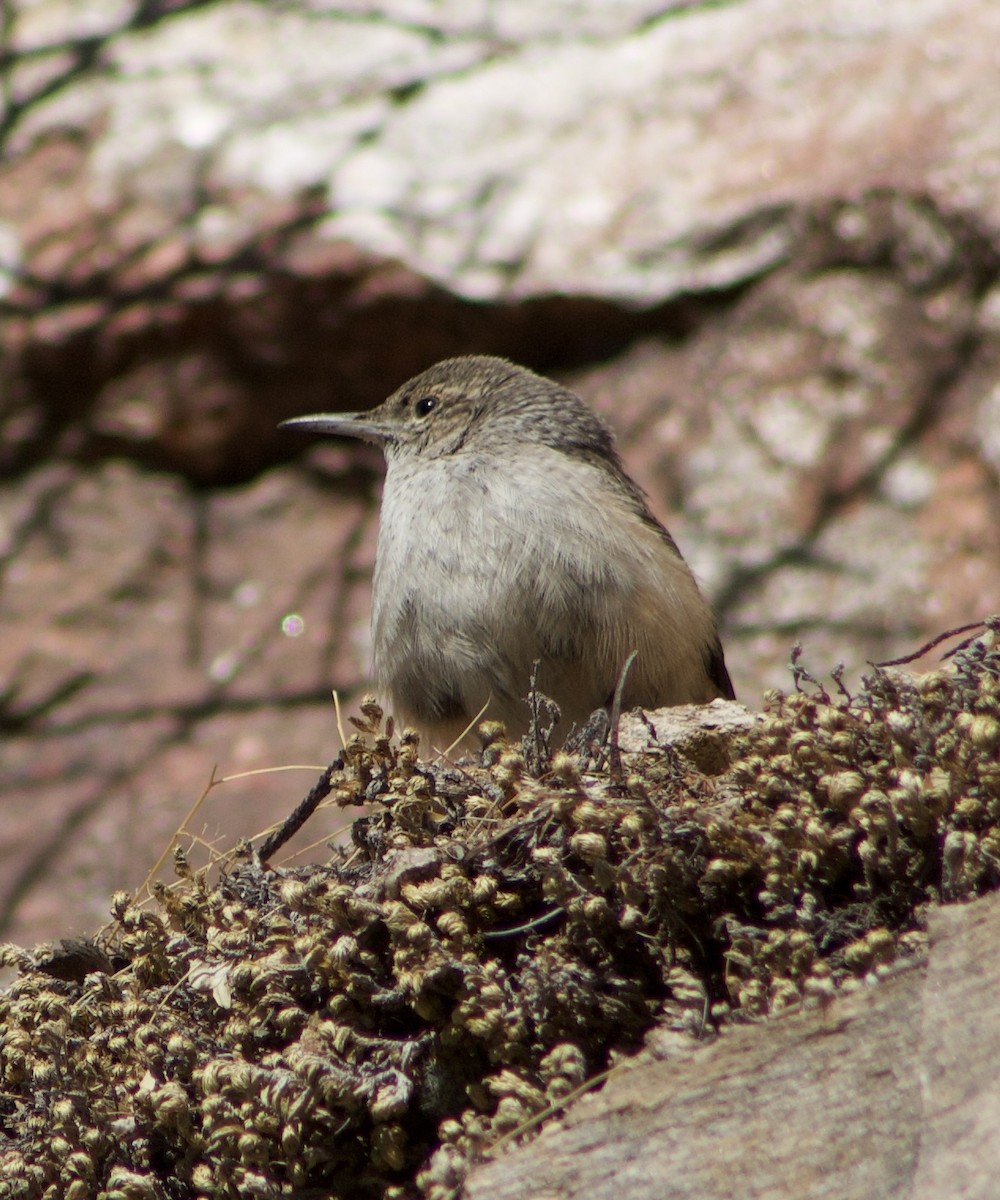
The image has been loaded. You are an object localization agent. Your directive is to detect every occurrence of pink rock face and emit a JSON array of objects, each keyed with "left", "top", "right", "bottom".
[{"left": 1, "top": 0, "right": 999, "bottom": 946}]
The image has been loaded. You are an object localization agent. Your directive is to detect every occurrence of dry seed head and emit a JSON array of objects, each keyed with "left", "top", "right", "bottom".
[
  {"left": 549, "top": 752, "right": 581, "bottom": 785},
  {"left": 968, "top": 714, "right": 1000, "bottom": 749},
  {"left": 435, "top": 911, "right": 468, "bottom": 940},
  {"left": 619, "top": 811, "right": 647, "bottom": 840},
  {"left": 625, "top": 774, "right": 650, "bottom": 799},
  {"left": 954, "top": 796, "right": 986, "bottom": 823},
  {"left": 816, "top": 706, "right": 848, "bottom": 732},
  {"left": 477, "top": 721, "right": 507, "bottom": 747},
  {"left": 789, "top": 732, "right": 821, "bottom": 765},
  {"left": 583, "top": 895, "right": 612, "bottom": 924},
  {"left": 569, "top": 800, "right": 605, "bottom": 829},
  {"left": 499, "top": 747, "right": 526, "bottom": 772},
  {"left": 702, "top": 858, "right": 738, "bottom": 886},
  {"left": 492, "top": 765, "right": 520, "bottom": 790},
  {"left": 770, "top": 979, "right": 801, "bottom": 1010},
  {"left": 823, "top": 770, "right": 866, "bottom": 809},
  {"left": 403, "top": 921, "right": 434, "bottom": 949},
  {"left": 470, "top": 875, "right": 497, "bottom": 905},
  {"left": 569, "top": 831, "right": 607, "bottom": 864},
  {"left": 619, "top": 903, "right": 643, "bottom": 930}
]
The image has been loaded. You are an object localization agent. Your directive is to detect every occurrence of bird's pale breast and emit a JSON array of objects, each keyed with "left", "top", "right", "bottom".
[{"left": 372, "top": 445, "right": 720, "bottom": 743}]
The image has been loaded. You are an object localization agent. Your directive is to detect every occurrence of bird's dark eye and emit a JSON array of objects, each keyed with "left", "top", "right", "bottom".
[{"left": 413, "top": 395, "right": 437, "bottom": 418}]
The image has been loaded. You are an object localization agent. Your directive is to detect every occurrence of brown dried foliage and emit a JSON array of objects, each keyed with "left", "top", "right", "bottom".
[{"left": 2, "top": 621, "right": 1000, "bottom": 1198}]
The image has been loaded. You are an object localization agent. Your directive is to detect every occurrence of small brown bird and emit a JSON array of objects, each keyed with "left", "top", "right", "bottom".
[{"left": 282, "top": 356, "right": 733, "bottom": 749}]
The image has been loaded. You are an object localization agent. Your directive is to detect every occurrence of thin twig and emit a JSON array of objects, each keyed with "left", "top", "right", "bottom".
[
  {"left": 134, "top": 765, "right": 223, "bottom": 904},
  {"left": 608, "top": 651, "right": 638, "bottom": 789},
  {"left": 438, "top": 696, "right": 491, "bottom": 761},
  {"left": 873, "top": 620, "right": 986, "bottom": 668},
  {"left": 483, "top": 1064, "right": 617, "bottom": 1159},
  {"left": 481, "top": 907, "right": 565, "bottom": 941},
  {"left": 257, "top": 757, "right": 343, "bottom": 863}
]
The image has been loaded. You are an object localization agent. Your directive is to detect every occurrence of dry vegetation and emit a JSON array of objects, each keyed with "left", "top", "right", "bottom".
[{"left": 2, "top": 620, "right": 999, "bottom": 1198}]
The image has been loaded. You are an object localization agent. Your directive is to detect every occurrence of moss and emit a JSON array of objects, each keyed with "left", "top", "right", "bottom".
[{"left": 2, "top": 619, "right": 999, "bottom": 1198}]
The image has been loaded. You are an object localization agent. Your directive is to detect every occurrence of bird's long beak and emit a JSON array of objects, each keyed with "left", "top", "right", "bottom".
[{"left": 279, "top": 412, "right": 390, "bottom": 445}]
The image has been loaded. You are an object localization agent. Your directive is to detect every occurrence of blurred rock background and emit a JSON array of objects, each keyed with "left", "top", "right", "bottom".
[{"left": 1, "top": 0, "right": 998, "bottom": 946}]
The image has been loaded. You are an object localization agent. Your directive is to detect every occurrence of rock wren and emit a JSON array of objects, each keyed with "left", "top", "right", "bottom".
[{"left": 281, "top": 356, "right": 734, "bottom": 748}]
